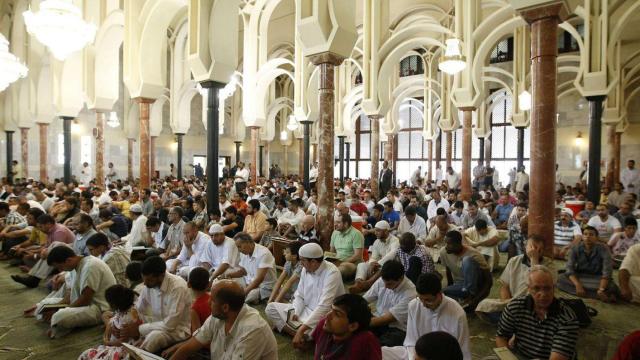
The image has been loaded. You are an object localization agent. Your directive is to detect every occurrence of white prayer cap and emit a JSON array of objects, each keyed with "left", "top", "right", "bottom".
[
  {"left": 209, "top": 224, "right": 224, "bottom": 235},
  {"left": 299, "top": 243, "right": 323, "bottom": 259},
  {"left": 130, "top": 204, "right": 143, "bottom": 214},
  {"left": 375, "top": 220, "right": 391, "bottom": 230},
  {"left": 561, "top": 207, "right": 574, "bottom": 217}
]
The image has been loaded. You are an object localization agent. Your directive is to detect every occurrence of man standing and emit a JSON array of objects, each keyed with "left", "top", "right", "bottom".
[
  {"left": 234, "top": 162, "right": 250, "bottom": 192},
  {"left": 621, "top": 159, "right": 640, "bottom": 195},
  {"left": 265, "top": 243, "right": 345, "bottom": 348},
  {"left": 472, "top": 161, "right": 485, "bottom": 189},
  {"left": 309, "top": 162, "right": 318, "bottom": 190},
  {"left": 410, "top": 166, "right": 422, "bottom": 187},
  {"left": 496, "top": 265, "right": 579, "bottom": 360},
  {"left": 80, "top": 162, "right": 92, "bottom": 186},
  {"left": 168, "top": 281, "right": 278, "bottom": 360},
  {"left": 382, "top": 272, "right": 471, "bottom": 360},
  {"left": 46, "top": 246, "right": 116, "bottom": 338},
  {"left": 514, "top": 165, "right": 529, "bottom": 193},
  {"left": 446, "top": 167, "right": 460, "bottom": 190},
  {"left": 106, "top": 162, "right": 117, "bottom": 183},
  {"left": 120, "top": 256, "right": 191, "bottom": 353},
  {"left": 379, "top": 160, "right": 393, "bottom": 198}
]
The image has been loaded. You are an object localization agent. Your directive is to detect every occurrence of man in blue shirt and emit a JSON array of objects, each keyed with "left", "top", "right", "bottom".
[
  {"left": 382, "top": 202, "right": 401, "bottom": 231},
  {"left": 493, "top": 195, "right": 514, "bottom": 229}
]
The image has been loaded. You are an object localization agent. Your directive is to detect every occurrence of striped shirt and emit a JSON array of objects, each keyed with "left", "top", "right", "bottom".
[
  {"left": 396, "top": 245, "right": 435, "bottom": 275},
  {"left": 497, "top": 295, "right": 579, "bottom": 359},
  {"left": 553, "top": 221, "right": 581, "bottom": 247}
]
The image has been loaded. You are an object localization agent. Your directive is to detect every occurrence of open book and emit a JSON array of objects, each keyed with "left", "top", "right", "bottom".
[
  {"left": 286, "top": 308, "right": 303, "bottom": 330},
  {"left": 323, "top": 251, "right": 340, "bottom": 262},
  {"left": 122, "top": 343, "right": 165, "bottom": 360},
  {"left": 35, "top": 302, "right": 69, "bottom": 315}
]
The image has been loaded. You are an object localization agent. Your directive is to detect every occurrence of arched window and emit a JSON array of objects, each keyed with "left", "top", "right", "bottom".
[
  {"left": 399, "top": 55, "right": 424, "bottom": 77},
  {"left": 395, "top": 100, "right": 429, "bottom": 182}
]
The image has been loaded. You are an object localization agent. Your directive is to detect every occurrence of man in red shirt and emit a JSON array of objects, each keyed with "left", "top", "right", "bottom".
[
  {"left": 312, "top": 294, "right": 381, "bottom": 360},
  {"left": 349, "top": 194, "right": 368, "bottom": 217}
]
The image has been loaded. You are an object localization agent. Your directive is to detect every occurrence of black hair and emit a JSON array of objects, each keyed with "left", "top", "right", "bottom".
[
  {"left": 399, "top": 232, "right": 417, "bottom": 252},
  {"left": 339, "top": 213, "right": 352, "bottom": 226},
  {"left": 287, "top": 241, "right": 302, "bottom": 257},
  {"left": 624, "top": 217, "right": 638, "bottom": 227},
  {"left": 17, "top": 203, "right": 30, "bottom": 212},
  {"left": 225, "top": 206, "right": 238, "bottom": 215},
  {"left": 99, "top": 208, "right": 113, "bottom": 219},
  {"left": 86, "top": 233, "right": 110, "bottom": 248},
  {"left": 373, "top": 204, "right": 384, "bottom": 213},
  {"left": 384, "top": 201, "right": 393, "bottom": 209},
  {"left": 37, "top": 214, "right": 55, "bottom": 225},
  {"left": 145, "top": 216, "right": 162, "bottom": 227},
  {"left": 76, "top": 213, "right": 94, "bottom": 227},
  {"left": 126, "top": 262, "right": 143, "bottom": 283},
  {"left": 214, "top": 285, "right": 245, "bottom": 311},
  {"left": 380, "top": 260, "right": 405, "bottom": 281},
  {"left": 233, "top": 232, "right": 253, "bottom": 243},
  {"left": 47, "top": 246, "right": 76, "bottom": 266},
  {"left": 105, "top": 284, "right": 136, "bottom": 312},
  {"left": 188, "top": 267, "right": 210, "bottom": 291},
  {"left": 144, "top": 188, "right": 151, "bottom": 196},
  {"left": 28, "top": 208, "right": 45, "bottom": 219},
  {"left": 248, "top": 199, "right": 261, "bottom": 210},
  {"left": 474, "top": 218, "right": 488, "bottom": 230},
  {"left": 416, "top": 272, "right": 442, "bottom": 296},
  {"left": 83, "top": 198, "right": 94, "bottom": 208},
  {"left": 415, "top": 331, "right": 463, "bottom": 360},
  {"left": 141, "top": 256, "right": 166, "bottom": 276},
  {"left": 404, "top": 206, "right": 417, "bottom": 216},
  {"left": 333, "top": 294, "right": 372, "bottom": 332},
  {"left": 436, "top": 207, "right": 447, "bottom": 216},
  {"left": 445, "top": 230, "right": 463, "bottom": 244},
  {"left": 170, "top": 206, "right": 185, "bottom": 217},
  {"left": 266, "top": 217, "right": 278, "bottom": 229},
  {"left": 583, "top": 225, "right": 599, "bottom": 236},
  {"left": 454, "top": 201, "right": 464, "bottom": 209}
]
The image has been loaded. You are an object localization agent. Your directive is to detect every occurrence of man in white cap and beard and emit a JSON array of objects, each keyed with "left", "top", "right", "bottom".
[
  {"left": 350, "top": 220, "right": 400, "bottom": 293},
  {"left": 265, "top": 242, "right": 346, "bottom": 349},
  {"left": 198, "top": 224, "right": 240, "bottom": 282}
]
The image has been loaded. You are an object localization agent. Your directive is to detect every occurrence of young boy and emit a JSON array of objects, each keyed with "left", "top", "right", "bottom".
[
  {"left": 188, "top": 267, "right": 212, "bottom": 332},
  {"left": 267, "top": 241, "right": 303, "bottom": 303},
  {"left": 260, "top": 218, "right": 280, "bottom": 252}
]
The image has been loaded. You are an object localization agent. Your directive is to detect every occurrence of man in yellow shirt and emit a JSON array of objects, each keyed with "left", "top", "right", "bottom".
[{"left": 243, "top": 199, "right": 270, "bottom": 242}]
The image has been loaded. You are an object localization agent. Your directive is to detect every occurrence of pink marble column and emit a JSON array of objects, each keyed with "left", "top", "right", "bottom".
[
  {"left": 136, "top": 98, "right": 153, "bottom": 188},
  {"left": 446, "top": 131, "right": 453, "bottom": 169},
  {"left": 95, "top": 112, "right": 105, "bottom": 187},
  {"left": 20, "top": 127, "right": 28, "bottom": 179},
  {"left": 519, "top": 3, "right": 567, "bottom": 254},
  {"left": 249, "top": 126, "right": 259, "bottom": 185},
  {"left": 460, "top": 108, "right": 474, "bottom": 201},
  {"left": 127, "top": 138, "right": 134, "bottom": 181},
  {"left": 150, "top": 136, "right": 157, "bottom": 179},
  {"left": 38, "top": 123, "right": 48, "bottom": 182},
  {"left": 370, "top": 116, "right": 380, "bottom": 199},
  {"left": 310, "top": 52, "right": 344, "bottom": 250}
]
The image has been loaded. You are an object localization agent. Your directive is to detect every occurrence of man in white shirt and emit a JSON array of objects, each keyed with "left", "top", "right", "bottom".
[
  {"left": 122, "top": 204, "right": 149, "bottom": 248},
  {"left": 120, "top": 256, "right": 191, "bottom": 353},
  {"left": 265, "top": 243, "right": 345, "bottom": 347},
  {"left": 46, "top": 246, "right": 117, "bottom": 338},
  {"left": 363, "top": 260, "right": 417, "bottom": 347},
  {"left": 426, "top": 190, "right": 450, "bottom": 220},
  {"left": 515, "top": 165, "right": 529, "bottom": 193},
  {"left": 271, "top": 199, "right": 291, "bottom": 221},
  {"left": 167, "top": 222, "right": 209, "bottom": 279},
  {"left": 218, "top": 193, "right": 232, "bottom": 213},
  {"left": 398, "top": 206, "right": 427, "bottom": 242},
  {"left": 620, "top": 243, "right": 640, "bottom": 303},
  {"left": 464, "top": 219, "right": 500, "bottom": 271},
  {"left": 435, "top": 165, "right": 444, "bottom": 187},
  {"left": 410, "top": 167, "right": 422, "bottom": 187},
  {"left": 234, "top": 162, "right": 250, "bottom": 192},
  {"left": 309, "top": 162, "right": 319, "bottom": 187},
  {"left": 278, "top": 198, "right": 306, "bottom": 235},
  {"left": 378, "top": 190, "right": 404, "bottom": 213},
  {"left": 446, "top": 167, "right": 460, "bottom": 190},
  {"left": 169, "top": 281, "right": 278, "bottom": 360},
  {"left": 621, "top": 159, "right": 640, "bottom": 195},
  {"left": 449, "top": 201, "right": 467, "bottom": 227},
  {"left": 224, "top": 232, "right": 277, "bottom": 304},
  {"left": 352, "top": 220, "right": 399, "bottom": 292},
  {"left": 424, "top": 215, "right": 459, "bottom": 263},
  {"left": 79, "top": 162, "right": 92, "bottom": 186},
  {"left": 200, "top": 224, "right": 240, "bottom": 281},
  {"left": 587, "top": 204, "right": 622, "bottom": 241},
  {"left": 382, "top": 272, "right": 471, "bottom": 360}
]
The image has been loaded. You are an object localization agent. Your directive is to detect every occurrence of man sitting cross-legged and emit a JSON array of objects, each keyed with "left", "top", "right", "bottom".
[
  {"left": 362, "top": 260, "right": 417, "bottom": 347},
  {"left": 350, "top": 220, "right": 399, "bottom": 293},
  {"left": 116, "top": 256, "right": 191, "bottom": 353},
  {"left": 265, "top": 242, "right": 345, "bottom": 349},
  {"left": 222, "top": 232, "right": 277, "bottom": 304},
  {"left": 329, "top": 213, "right": 365, "bottom": 280},
  {"left": 169, "top": 280, "right": 278, "bottom": 360},
  {"left": 382, "top": 272, "right": 472, "bottom": 360},
  {"left": 199, "top": 224, "right": 240, "bottom": 282},
  {"left": 496, "top": 265, "right": 579, "bottom": 360},
  {"left": 167, "top": 222, "right": 209, "bottom": 279},
  {"left": 45, "top": 246, "right": 117, "bottom": 338}
]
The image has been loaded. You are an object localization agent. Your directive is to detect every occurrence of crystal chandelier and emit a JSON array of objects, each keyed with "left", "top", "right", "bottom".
[
  {"left": 106, "top": 111, "right": 120, "bottom": 128},
  {"left": 438, "top": 38, "right": 466, "bottom": 75},
  {"left": 286, "top": 115, "right": 299, "bottom": 131},
  {"left": 23, "top": 0, "right": 97, "bottom": 60},
  {"left": 0, "top": 34, "right": 28, "bottom": 92}
]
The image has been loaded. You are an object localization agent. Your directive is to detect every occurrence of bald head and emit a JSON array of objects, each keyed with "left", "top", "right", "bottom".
[{"left": 302, "top": 215, "right": 315, "bottom": 231}]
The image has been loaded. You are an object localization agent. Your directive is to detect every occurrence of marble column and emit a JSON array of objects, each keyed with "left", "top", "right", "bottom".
[
  {"left": 136, "top": 98, "right": 153, "bottom": 189},
  {"left": 249, "top": 126, "right": 259, "bottom": 185},
  {"left": 614, "top": 131, "right": 621, "bottom": 185},
  {"left": 312, "top": 143, "right": 318, "bottom": 163},
  {"left": 310, "top": 52, "right": 344, "bottom": 250},
  {"left": 127, "top": 138, "right": 134, "bottom": 180},
  {"left": 95, "top": 112, "right": 105, "bottom": 187},
  {"left": 302, "top": 121, "right": 312, "bottom": 192},
  {"left": 61, "top": 117, "right": 73, "bottom": 184},
  {"left": 259, "top": 145, "right": 264, "bottom": 178},
  {"left": 519, "top": 3, "right": 566, "bottom": 254},
  {"left": 427, "top": 139, "right": 433, "bottom": 182},
  {"left": 150, "top": 136, "right": 157, "bottom": 179},
  {"left": 234, "top": 141, "right": 241, "bottom": 165},
  {"left": 338, "top": 136, "right": 345, "bottom": 183},
  {"left": 370, "top": 116, "right": 380, "bottom": 199},
  {"left": 605, "top": 125, "right": 616, "bottom": 189},
  {"left": 345, "top": 142, "right": 350, "bottom": 179},
  {"left": 445, "top": 131, "right": 453, "bottom": 169},
  {"left": 460, "top": 108, "right": 474, "bottom": 201},
  {"left": 5, "top": 131, "right": 14, "bottom": 184},
  {"left": 516, "top": 127, "right": 525, "bottom": 170},
  {"left": 38, "top": 123, "right": 48, "bottom": 182},
  {"left": 586, "top": 96, "right": 606, "bottom": 204},
  {"left": 20, "top": 127, "right": 28, "bottom": 179},
  {"left": 176, "top": 133, "right": 184, "bottom": 179}
]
